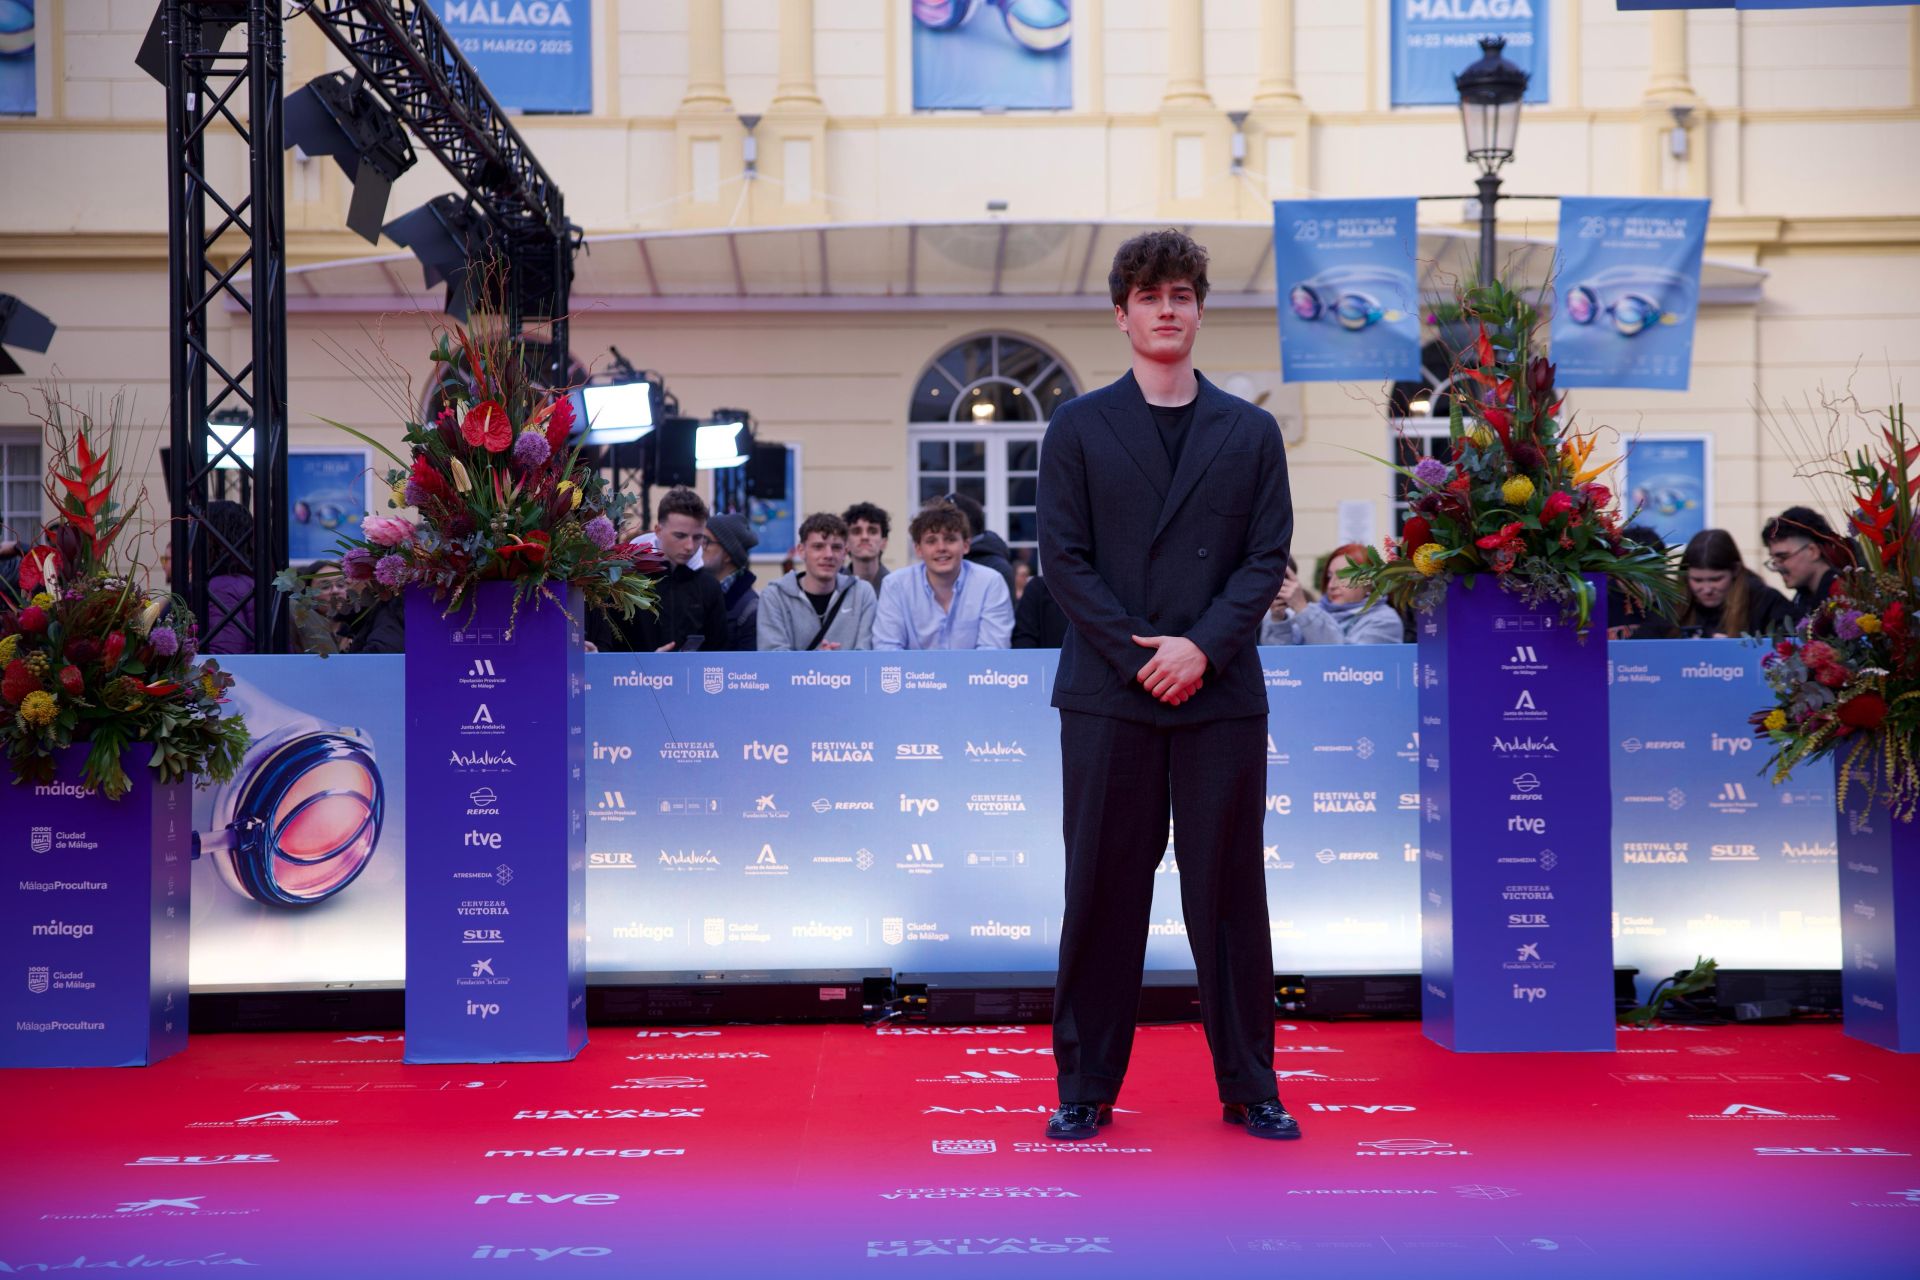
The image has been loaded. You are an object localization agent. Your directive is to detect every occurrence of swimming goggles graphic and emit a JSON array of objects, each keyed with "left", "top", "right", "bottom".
[
  {"left": 1562, "top": 267, "right": 1690, "bottom": 338},
  {"left": 1285, "top": 268, "right": 1411, "bottom": 333},
  {"left": 196, "top": 684, "right": 385, "bottom": 908},
  {"left": 913, "top": 0, "right": 1071, "bottom": 52}
]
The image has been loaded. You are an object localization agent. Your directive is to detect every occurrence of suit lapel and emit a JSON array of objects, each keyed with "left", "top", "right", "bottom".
[
  {"left": 1101, "top": 371, "right": 1173, "bottom": 500},
  {"left": 1151, "top": 376, "right": 1239, "bottom": 545}
]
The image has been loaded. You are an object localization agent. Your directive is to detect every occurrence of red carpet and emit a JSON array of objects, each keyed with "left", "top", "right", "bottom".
[{"left": 5, "top": 1019, "right": 1917, "bottom": 1277}]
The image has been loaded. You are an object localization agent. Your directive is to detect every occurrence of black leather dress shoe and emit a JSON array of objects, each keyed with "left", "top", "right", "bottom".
[
  {"left": 1044, "top": 1103, "right": 1113, "bottom": 1141},
  {"left": 1223, "top": 1098, "right": 1302, "bottom": 1140}
]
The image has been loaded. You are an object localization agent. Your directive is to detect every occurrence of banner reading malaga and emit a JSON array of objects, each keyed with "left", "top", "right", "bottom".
[
  {"left": 1272, "top": 198, "right": 1421, "bottom": 384},
  {"left": 1392, "top": 0, "right": 1550, "bottom": 107},
  {"left": 428, "top": 0, "right": 591, "bottom": 114},
  {"left": 1550, "top": 196, "right": 1710, "bottom": 391}
]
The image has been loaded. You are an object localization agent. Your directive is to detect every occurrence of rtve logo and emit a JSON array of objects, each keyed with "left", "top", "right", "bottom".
[
  {"left": 742, "top": 741, "right": 791, "bottom": 764},
  {"left": 1507, "top": 815, "right": 1546, "bottom": 835},
  {"left": 465, "top": 830, "right": 503, "bottom": 849}
]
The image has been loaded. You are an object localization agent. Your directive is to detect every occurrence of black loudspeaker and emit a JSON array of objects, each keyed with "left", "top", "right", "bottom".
[
  {"left": 746, "top": 442, "right": 788, "bottom": 500},
  {"left": 648, "top": 417, "right": 700, "bottom": 488}
]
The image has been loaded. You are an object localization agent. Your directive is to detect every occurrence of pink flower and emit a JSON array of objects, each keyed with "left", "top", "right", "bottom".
[{"left": 362, "top": 515, "right": 417, "bottom": 547}]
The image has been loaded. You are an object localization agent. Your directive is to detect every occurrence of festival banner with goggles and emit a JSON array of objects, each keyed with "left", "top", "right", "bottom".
[
  {"left": 911, "top": 0, "right": 1074, "bottom": 111},
  {"left": 1272, "top": 198, "right": 1422, "bottom": 383},
  {"left": 188, "top": 645, "right": 1838, "bottom": 992},
  {"left": 426, "top": 0, "right": 592, "bottom": 114},
  {"left": 1551, "top": 196, "right": 1710, "bottom": 391}
]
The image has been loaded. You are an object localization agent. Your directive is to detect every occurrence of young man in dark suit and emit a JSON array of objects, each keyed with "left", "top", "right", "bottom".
[{"left": 1037, "top": 228, "right": 1298, "bottom": 1142}]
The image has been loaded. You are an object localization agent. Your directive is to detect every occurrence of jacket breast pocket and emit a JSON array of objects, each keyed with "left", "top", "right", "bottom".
[{"left": 1207, "top": 450, "right": 1257, "bottom": 517}]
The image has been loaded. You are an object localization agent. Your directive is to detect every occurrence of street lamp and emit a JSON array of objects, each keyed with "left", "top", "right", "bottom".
[{"left": 1454, "top": 36, "right": 1530, "bottom": 287}]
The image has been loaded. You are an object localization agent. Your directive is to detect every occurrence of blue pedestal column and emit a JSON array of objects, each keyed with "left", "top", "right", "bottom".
[
  {"left": 1837, "top": 777, "right": 1920, "bottom": 1053},
  {"left": 1418, "top": 576, "right": 1615, "bottom": 1052},
  {"left": 404, "top": 584, "right": 587, "bottom": 1063},
  {"left": 2, "top": 744, "right": 189, "bottom": 1067}
]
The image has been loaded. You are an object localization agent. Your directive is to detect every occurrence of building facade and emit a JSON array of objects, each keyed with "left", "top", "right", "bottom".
[{"left": 1, "top": 1, "right": 1917, "bottom": 575}]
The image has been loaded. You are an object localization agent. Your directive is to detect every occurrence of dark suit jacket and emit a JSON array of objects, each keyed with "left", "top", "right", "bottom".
[{"left": 1038, "top": 370, "right": 1293, "bottom": 725}]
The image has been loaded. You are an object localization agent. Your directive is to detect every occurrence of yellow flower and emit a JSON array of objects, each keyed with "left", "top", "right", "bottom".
[
  {"left": 557, "top": 480, "right": 583, "bottom": 511},
  {"left": 1468, "top": 427, "right": 1495, "bottom": 450},
  {"left": 1501, "top": 475, "right": 1536, "bottom": 507},
  {"left": 449, "top": 456, "right": 473, "bottom": 494},
  {"left": 391, "top": 480, "right": 410, "bottom": 509},
  {"left": 0, "top": 634, "right": 16, "bottom": 664},
  {"left": 1412, "top": 543, "right": 1447, "bottom": 578},
  {"left": 31, "top": 592, "right": 53, "bottom": 609},
  {"left": 1763, "top": 708, "right": 1788, "bottom": 733},
  {"left": 1859, "top": 614, "right": 1882, "bottom": 634},
  {"left": 19, "top": 690, "right": 57, "bottom": 728}
]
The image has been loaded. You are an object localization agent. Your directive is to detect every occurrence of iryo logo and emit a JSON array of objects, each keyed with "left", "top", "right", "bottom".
[
  {"left": 591, "top": 742, "right": 633, "bottom": 763},
  {"left": 1711, "top": 733, "right": 1753, "bottom": 755},
  {"left": 900, "top": 795, "right": 940, "bottom": 816},
  {"left": 1512, "top": 985, "right": 1547, "bottom": 1002},
  {"left": 467, "top": 1001, "right": 502, "bottom": 1019}
]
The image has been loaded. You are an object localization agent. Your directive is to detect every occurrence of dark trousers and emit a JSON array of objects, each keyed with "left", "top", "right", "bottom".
[{"left": 1053, "top": 710, "right": 1275, "bottom": 1105}]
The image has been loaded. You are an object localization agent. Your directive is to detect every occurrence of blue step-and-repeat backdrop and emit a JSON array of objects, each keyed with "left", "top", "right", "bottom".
[{"left": 190, "top": 643, "right": 1839, "bottom": 994}]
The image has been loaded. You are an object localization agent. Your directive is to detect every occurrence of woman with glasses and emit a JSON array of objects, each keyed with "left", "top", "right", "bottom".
[{"left": 1635, "top": 529, "right": 1792, "bottom": 640}]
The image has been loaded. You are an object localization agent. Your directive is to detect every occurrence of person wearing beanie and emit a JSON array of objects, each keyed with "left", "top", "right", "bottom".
[{"left": 704, "top": 512, "right": 762, "bottom": 652}]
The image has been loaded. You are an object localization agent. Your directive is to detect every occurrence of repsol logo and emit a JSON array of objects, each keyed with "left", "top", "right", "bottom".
[
  {"left": 970, "top": 920, "right": 1033, "bottom": 940},
  {"left": 1682, "top": 662, "right": 1745, "bottom": 682},
  {"left": 612, "top": 671, "right": 672, "bottom": 690},
  {"left": 968, "top": 670, "right": 1030, "bottom": 688},
  {"left": 1323, "top": 667, "right": 1385, "bottom": 686},
  {"left": 591, "top": 742, "right": 633, "bottom": 763},
  {"left": 31, "top": 920, "right": 94, "bottom": 938},
  {"left": 791, "top": 671, "right": 852, "bottom": 689}
]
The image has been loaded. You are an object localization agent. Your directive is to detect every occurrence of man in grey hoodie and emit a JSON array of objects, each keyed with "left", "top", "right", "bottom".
[{"left": 757, "top": 512, "right": 877, "bottom": 651}]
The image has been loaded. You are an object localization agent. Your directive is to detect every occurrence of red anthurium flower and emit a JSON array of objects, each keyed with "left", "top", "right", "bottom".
[
  {"left": 462, "top": 400, "right": 513, "bottom": 453},
  {"left": 1480, "top": 406, "right": 1513, "bottom": 444},
  {"left": 140, "top": 680, "right": 182, "bottom": 697},
  {"left": 18, "top": 545, "right": 59, "bottom": 593},
  {"left": 1838, "top": 692, "right": 1890, "bottom": 731},
  {"left": 1540, "top": 491, "right": 1575, "bottom": 522},
  {"left": 1401, "top": 515, "right": 1432, "bottom": 551},
  {"left": 497, "top": 530, "right": 552, "bottom": 575},
  {"left": 1475, "top": 522, "right": 1524, "bottom": 551}
]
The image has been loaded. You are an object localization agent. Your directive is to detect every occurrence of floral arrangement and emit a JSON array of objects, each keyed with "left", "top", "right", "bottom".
[
  {"left": 1345, "top": 280, "right": 1680, "bottom": 630},
  {"left": 2, "top": 394, "right": 250, "bottom": 798},
  {"left": 286, "top": 319, "right": 660, "bottom": 648},
  {"left": 1755, "top": 403, "right": 1920, "bottom": 820}
]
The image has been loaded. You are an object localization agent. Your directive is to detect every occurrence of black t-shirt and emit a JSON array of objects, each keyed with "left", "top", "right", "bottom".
[
  {"left": 1149, "top": 396, "right": 1198, "bottom": 469},
  {"left": 803, "top": 587, "right": 834, "bottom": 620}
]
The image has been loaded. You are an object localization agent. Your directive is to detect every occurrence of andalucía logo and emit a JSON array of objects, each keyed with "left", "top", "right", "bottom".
[{"left": 450, "top": 749, "right": 516, "bottom": 771}]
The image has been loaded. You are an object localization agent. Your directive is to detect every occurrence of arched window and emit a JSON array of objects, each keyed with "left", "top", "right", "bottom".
[
  {"left": 907, "top": 334, "right": 1079, "bottom": 566},
  {"left": 1389, "top": 340, "right": 1462, "bottom": 535}
]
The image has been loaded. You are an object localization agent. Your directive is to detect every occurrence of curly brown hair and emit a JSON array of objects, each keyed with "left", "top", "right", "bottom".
[
  {"left": 1108, "top": 228, "right": 1211, "bottom": 308},
  {"left": 908, "top": 501, "right": 971, "bottom": 545}
]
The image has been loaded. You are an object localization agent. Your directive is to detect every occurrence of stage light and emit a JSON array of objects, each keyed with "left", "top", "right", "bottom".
[
  {"left": 383, "top": 195, "right": 490, "bottom": 321},
  {"left": 207, "top": 407, "right": 254, "bottom": 471},
  {"left": 284, "top": 72, "right": 418, "bottom": 244},
  {"left": 697, "top": 410, "right": 751, "bottom": 469},
  {"left": 134, "top": 3, "right": 240, "bottom": 86},
  {"left": 0, "top": 293, "right": 55, "bottom": 377},
  {"left": 578, "top": 380, "right": 659, "bottom": 446}
]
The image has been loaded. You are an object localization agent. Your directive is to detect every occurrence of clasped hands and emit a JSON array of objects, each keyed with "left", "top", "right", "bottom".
[{"left": 1131, "top": 634, "right": 1207, "bottom": 707}]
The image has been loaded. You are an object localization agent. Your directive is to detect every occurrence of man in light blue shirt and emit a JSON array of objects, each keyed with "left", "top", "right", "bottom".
[{"left": 874, "top": 501, "right": 1014, "bottom": 650}]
